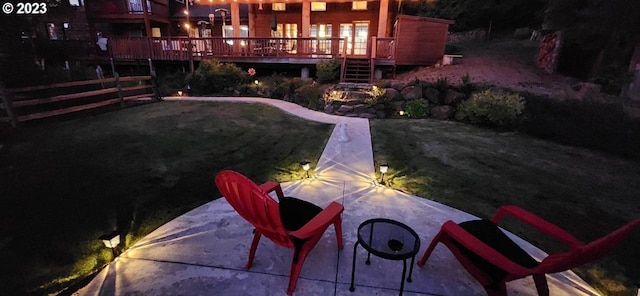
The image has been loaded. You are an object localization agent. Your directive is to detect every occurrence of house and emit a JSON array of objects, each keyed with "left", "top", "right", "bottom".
[
  {"left": 108, "top": 0, "right": 454, "bottom": 82},
  {"left": 1, "top": 0, "right": 453, "bottom": 84},
  {"left": 85, "top": 0, "right": 172, "bottom": 38},
  {"left": 0, "top": 0, "right": 173, "bottom": 76}
]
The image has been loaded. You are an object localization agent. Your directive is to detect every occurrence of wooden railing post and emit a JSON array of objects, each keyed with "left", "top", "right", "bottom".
[
  {"left": 115, "top": 73, "right": 124, "bottom": 107},
  {"left": 110, "top": 58, "right": 124, "bottom": 107},
  {"left": 187, "top": 36, "right": 194, "bottom": 73},
  {"left": 0, "top": 82, "right": 17, "bottom": 127},
  {"left": 370, "top": 36, "right": 377, "bottom": 83},
  {"left": 148, "top": 58, "right": 161, "bottom": 101}
]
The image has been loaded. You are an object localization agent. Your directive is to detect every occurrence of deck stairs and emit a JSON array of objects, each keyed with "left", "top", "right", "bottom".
[{"left": 341, "top": 58, "right": 372, "bottom": 83}]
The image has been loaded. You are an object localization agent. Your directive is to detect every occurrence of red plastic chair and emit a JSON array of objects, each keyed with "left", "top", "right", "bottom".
[
  {"left": 418, "top": 205, "right": 640, "bottom": 296},
  {"left": 215, "top": 170, "right": 344, "bottom": 295}
]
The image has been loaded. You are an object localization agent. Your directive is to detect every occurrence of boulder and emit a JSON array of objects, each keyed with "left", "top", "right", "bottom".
[
  {"left": 390, "top": 81, "right": 406, "bottom": 91},
  {"left": 444, "top": 90, "right": 465, "bottom": 105},
  {"left": 337, "top": 105, "right": 355, "bottom": 113},
  {"left": 390, "top": 101, "right": 405, "bottom": 111},
  {"left": 431, "top": 105, "right": 455, "bottom": 120},
  {"left": 353, "top": 104, "right": 370, "bottom": 113},
  {"left": 346, "top": 90, "right": 371, "bottom": 102},
  {"left": 385, "top": 88, "right": 402, "bottom": 101},
  {"left": 359, "top": 113, "right": 377, "bottom": 119},
  {"left": 376, "top": 80, "right": 391, "bottom": 88},
  {"left": 401, "top": 86, "right": 423, "bottom": 101},
  {"left": 344, "top": 98, "right": 362, "bottom": 106},
  {"left": 406, "top": 79, "right": 423, "bottom": 87},
  {"left": 324, "top": 105, "right": 335, "bottom": 114},
  {"left": 574, "top": 82, "right": 602, "bottom": 100},
  {"left": 423, "top": 87, "right": 440, "bottom": 104}
]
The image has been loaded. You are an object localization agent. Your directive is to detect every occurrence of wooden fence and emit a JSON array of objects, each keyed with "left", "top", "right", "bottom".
[{"left": 0, "top": 74, "right": 160, "bottom": 127}]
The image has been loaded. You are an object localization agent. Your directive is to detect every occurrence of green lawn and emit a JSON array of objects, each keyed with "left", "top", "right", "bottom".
[
  {"left": 2, "top": 100, "right": 639, "bottom": 295},
  {"left": 0, "top": 101, "right": 333, "bottom": 295},
  {"left": 371, "top": 119, "right": 640, "bottom": 296}
]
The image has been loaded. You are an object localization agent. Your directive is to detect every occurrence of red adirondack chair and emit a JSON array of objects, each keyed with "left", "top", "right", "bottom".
[
  {"left": 215, "top": 170, "right": 344, "bottom": 295},
  {"left": 418, "top": 205, "right": 640, "bottom": 296}
]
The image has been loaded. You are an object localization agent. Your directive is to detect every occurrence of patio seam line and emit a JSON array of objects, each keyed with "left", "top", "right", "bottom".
[{"left": 119, "top": 255, "right": 344, "bottom": 285}]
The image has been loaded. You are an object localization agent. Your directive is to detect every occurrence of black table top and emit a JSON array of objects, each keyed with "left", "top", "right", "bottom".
[{"left": 356, "top": 218, "right": 420, "bottom": 260}]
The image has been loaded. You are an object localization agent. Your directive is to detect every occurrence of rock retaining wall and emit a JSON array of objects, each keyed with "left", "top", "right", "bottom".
[{"left": 323, "top": 81, "right": 470, "bottom": 119}]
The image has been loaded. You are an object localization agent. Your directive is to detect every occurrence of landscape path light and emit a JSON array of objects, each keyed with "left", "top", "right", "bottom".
[
  {"left": 99, "top": 230, "right": 121, "bottom": 258},
  {"left": 379, "top": 163, "right": 389, "bottom": 184},
  {"left": 301, "top": 161, "right": 311, "bottom": 178}
]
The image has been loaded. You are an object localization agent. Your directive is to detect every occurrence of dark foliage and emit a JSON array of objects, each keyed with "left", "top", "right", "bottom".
[
  {"left": 402, "top": 0, "right": 548, "bottom": 32},
  {"left": 521, "top": 93, "right": 640, "bottom": 159},
  {"left": 186, "top": 60, "right": 248, "bottom": 95},
  {"left": 547, "top": 0, "right": 640, "bottom": 84}
]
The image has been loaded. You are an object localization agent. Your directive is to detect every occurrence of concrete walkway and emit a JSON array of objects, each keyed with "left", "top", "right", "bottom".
[{"left": 76, "top": 97, "right": 600, "bottom": 296}]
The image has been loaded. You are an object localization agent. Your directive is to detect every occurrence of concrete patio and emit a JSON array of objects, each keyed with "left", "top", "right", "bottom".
[{"left": 75, "top": 97, "right": 601, "bottom": 296}]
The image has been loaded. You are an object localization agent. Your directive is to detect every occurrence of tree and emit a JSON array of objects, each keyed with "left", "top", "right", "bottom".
[
  {"left": 546, "top": 0, "right": 640, "bottom": 85},
  {"left": 403, "top": 0, "right": 548, "bottom": 32}
]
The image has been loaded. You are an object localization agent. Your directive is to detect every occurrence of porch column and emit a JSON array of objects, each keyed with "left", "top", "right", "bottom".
[
  {"left": 301, "top": 0, "right": 310, "bottom": 37},
  {"left": 141, "top": 0, "right": 152, "bottom": 37},
  {"left": 377, "top": 0, "right": 390, "bottom": 37},
  {"left": 248, "top": 4, "right": 256, "bottom": 37},
  {"left": 231, "top": 2, "right": 241, "bottom": 38}
]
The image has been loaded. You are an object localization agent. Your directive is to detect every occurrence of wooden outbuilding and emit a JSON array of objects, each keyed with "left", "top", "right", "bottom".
[{"left": 393, "top": 15, "right": 454, "bottom": 65}]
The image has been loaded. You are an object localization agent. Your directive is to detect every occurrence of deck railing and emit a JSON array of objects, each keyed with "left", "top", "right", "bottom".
[
  {"left": 109, "top": 37, "right": 354, "bottom": 61},
  {"left": 375, "top": 38, "right": 395, "bottom": 60}
]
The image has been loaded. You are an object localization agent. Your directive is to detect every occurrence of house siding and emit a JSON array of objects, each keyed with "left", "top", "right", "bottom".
[{"left": 252, "top": 2, "right": 380, "bottom": 38}]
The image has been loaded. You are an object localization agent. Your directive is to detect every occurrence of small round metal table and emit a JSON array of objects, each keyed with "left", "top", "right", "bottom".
[{"left": 349, "top": 218, "right": 420, "bottom": 296}]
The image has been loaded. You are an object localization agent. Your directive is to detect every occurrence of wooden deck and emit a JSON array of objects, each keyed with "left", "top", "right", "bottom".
[{"left": 109, "top": 36, "right": 396, "bottom": 65}]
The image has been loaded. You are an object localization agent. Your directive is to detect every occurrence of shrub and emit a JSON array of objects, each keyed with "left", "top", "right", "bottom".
[
  {"left": 434, "top": 77, "right": 449, "bottom": 97},
  {"left": 316, "top": 58, "right": 341, "bottom": 83},
  {"left": 158, "top": 71, "right": 188, "bottom": 96},
  {"left": 458, "top": 89, "right": 525, "bottom": 128},
  {"left": 364, "top": 85, "right": 386, "bottom": 105},
  {"left": 187, "top": 60, "right": 248, "bottom": 94},
  {"left": 295, "top": 83, "right": 325, "bottom": 110},
  {"left": 406, "top": 99, "right": 429, "bottom": 118}
]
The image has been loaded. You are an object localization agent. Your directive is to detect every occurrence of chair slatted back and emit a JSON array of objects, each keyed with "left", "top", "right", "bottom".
[
  {"left": 538, "top": 218, "right": 640, "bottom": 274},
  {"left": 215, "top": 170, "right": 294, "bottom": 249}
]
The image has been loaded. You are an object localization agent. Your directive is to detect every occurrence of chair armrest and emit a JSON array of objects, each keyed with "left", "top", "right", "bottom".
[
  {"left": 259, "top": 181, "right": 285, "bottom": 201},
  {"left": 441, "top": 221, "right": 533, "bottom": 277},
  {"left": 491, "top": 205, "right": 582, "bottom": 248},
  {"left": 290, "top": 202, "right": 344, "bottom": 240}
]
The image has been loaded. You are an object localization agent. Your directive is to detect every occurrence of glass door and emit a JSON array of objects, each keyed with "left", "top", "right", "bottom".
[
  {"left": 339, "top": 24, "right": 353, "bottom": 55},
  {"left": 310, "top": 24, "right": 332, "bottom": 54},
  {"left": 339, "top": 22, "right": 368, "bottom": 56},
  {"left": 353, "top": 22, "right": 369, "bottom": 55}
]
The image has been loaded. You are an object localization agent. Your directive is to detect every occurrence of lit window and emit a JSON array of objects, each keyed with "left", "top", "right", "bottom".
[
  {"left": 311, "top": 2, "right": 326, "bottom": 11},
  {"left": 352, "top": 1, "right": 367, "bottom": 10},
  {"left": 273, "top": 3, "right": 286, "bottom": 11}
]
